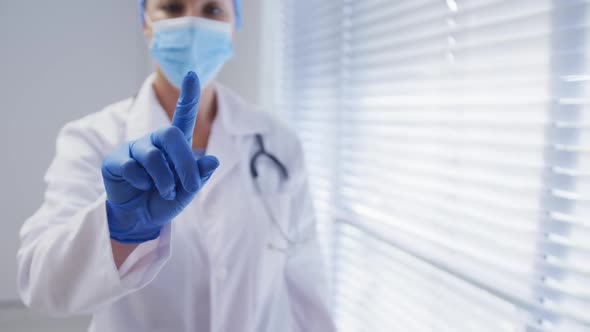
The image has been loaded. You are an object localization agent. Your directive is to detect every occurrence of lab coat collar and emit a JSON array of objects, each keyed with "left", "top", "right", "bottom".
[
  {"left": 215, "top": 83, "right": 271, "bottom": 136},
  {"left": 125, "top": 74, "right": 270, "bottom": 142}
]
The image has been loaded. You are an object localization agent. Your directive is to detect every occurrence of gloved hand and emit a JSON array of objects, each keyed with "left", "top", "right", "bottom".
[{"left": 102, "top": 71, "right": 219, "bottom": 244}]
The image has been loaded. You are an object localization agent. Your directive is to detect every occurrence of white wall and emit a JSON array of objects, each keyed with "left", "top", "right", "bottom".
[
  {"left": 0, "top": 0, "right": 266, "bottom": 302},
  {"left": 218, "top": 0, "right": 268, "bottom": 106},
  {"left": 0, "top": 0, "right": 150, "bottom": 302}
]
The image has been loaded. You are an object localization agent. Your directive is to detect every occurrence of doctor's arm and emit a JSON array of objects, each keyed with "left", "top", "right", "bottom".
[
  {"left": 17, "top": 72, "right": 215, "bottom": 316},
  {"left": 284, "top": 139, "right": 337, "bottom": 332},
  {"left": 16, "top": 120, "right": 152, "bottom": 316}
]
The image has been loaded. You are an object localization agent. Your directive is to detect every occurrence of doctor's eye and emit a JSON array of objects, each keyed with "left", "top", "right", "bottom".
[
  {"left": 161, "top": 1, "right": 185, "bottom": 15},
  {"left": 203, "top": 2, "right": 225, "bottom": 19}
]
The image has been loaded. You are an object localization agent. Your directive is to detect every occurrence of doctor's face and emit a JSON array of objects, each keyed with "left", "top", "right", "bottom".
[{"left": 143, "top": 0, "right": 236, "bottom": 37}]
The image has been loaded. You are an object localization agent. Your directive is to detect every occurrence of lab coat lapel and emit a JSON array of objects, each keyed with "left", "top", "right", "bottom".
[
  {"left": 125, "top": 74, "right": 170, "bottom": 141},
  {"left": 199, "top": 83, "right": 271, "bottom": 203},
  {"left": 201, "top": 115, "right": 240, "bottom": 197}
]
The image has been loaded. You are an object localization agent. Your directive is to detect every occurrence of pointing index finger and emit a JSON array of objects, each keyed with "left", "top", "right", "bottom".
[{"left": 172, "top": 71, "right": 201, "bottom": 144}]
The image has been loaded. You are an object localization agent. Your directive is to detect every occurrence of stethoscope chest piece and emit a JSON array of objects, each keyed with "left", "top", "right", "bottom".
[{"left": 249, "top": 134, "right": 300, "bottom": 252}]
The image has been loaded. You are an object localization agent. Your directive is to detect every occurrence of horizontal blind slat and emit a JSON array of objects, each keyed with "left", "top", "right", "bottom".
[{"left": 335, "top": 218, "right": 590, "bottom": 326}]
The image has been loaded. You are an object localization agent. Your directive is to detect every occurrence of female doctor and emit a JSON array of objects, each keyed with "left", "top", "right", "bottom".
[{"left": 16, "top": 0, "right": 335, "bottom": 331}]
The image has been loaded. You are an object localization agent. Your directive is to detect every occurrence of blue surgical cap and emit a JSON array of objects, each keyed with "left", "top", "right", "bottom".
[{"left": 138, "top": 0, "right": 242, "bottom": 28}]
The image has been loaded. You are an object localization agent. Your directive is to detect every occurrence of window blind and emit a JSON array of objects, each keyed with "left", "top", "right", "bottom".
[{"left": 271, "top": 0, "right": 590, "bottom": 331}]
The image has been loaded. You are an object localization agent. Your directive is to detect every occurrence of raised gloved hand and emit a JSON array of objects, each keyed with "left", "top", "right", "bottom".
[{"left": 102, "top": 71, "right": 219, "bottom": 244}]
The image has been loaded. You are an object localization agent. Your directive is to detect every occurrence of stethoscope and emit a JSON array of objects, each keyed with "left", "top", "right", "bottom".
[{"left": 250, "top": 133, "right": 310, "bottom": 253}]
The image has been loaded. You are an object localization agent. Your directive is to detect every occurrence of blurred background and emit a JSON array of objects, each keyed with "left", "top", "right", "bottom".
[{"left": 0, "top": 0, "right": 589, "bottom": 331}]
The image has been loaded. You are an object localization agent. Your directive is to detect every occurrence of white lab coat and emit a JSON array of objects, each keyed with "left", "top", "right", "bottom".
[{"left": 16, "top": 75, "right": 336, "bottom": 332}]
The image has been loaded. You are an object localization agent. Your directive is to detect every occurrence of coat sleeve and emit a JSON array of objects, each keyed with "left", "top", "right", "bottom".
[
  {"left": 283, "top": 136, "right": 337, "bottom": 332},
  {"left": 16, "top": 120, "right": 173, "bottom": 317}
]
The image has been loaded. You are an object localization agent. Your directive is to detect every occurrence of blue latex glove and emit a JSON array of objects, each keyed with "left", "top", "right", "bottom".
[{"left": 102, "top": 71, "right": 219, "bottom": 244}]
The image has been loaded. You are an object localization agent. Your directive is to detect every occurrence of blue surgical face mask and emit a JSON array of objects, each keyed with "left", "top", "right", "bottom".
[{"left": 148, "top": 16, "right": 234, "bottom": 88}]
